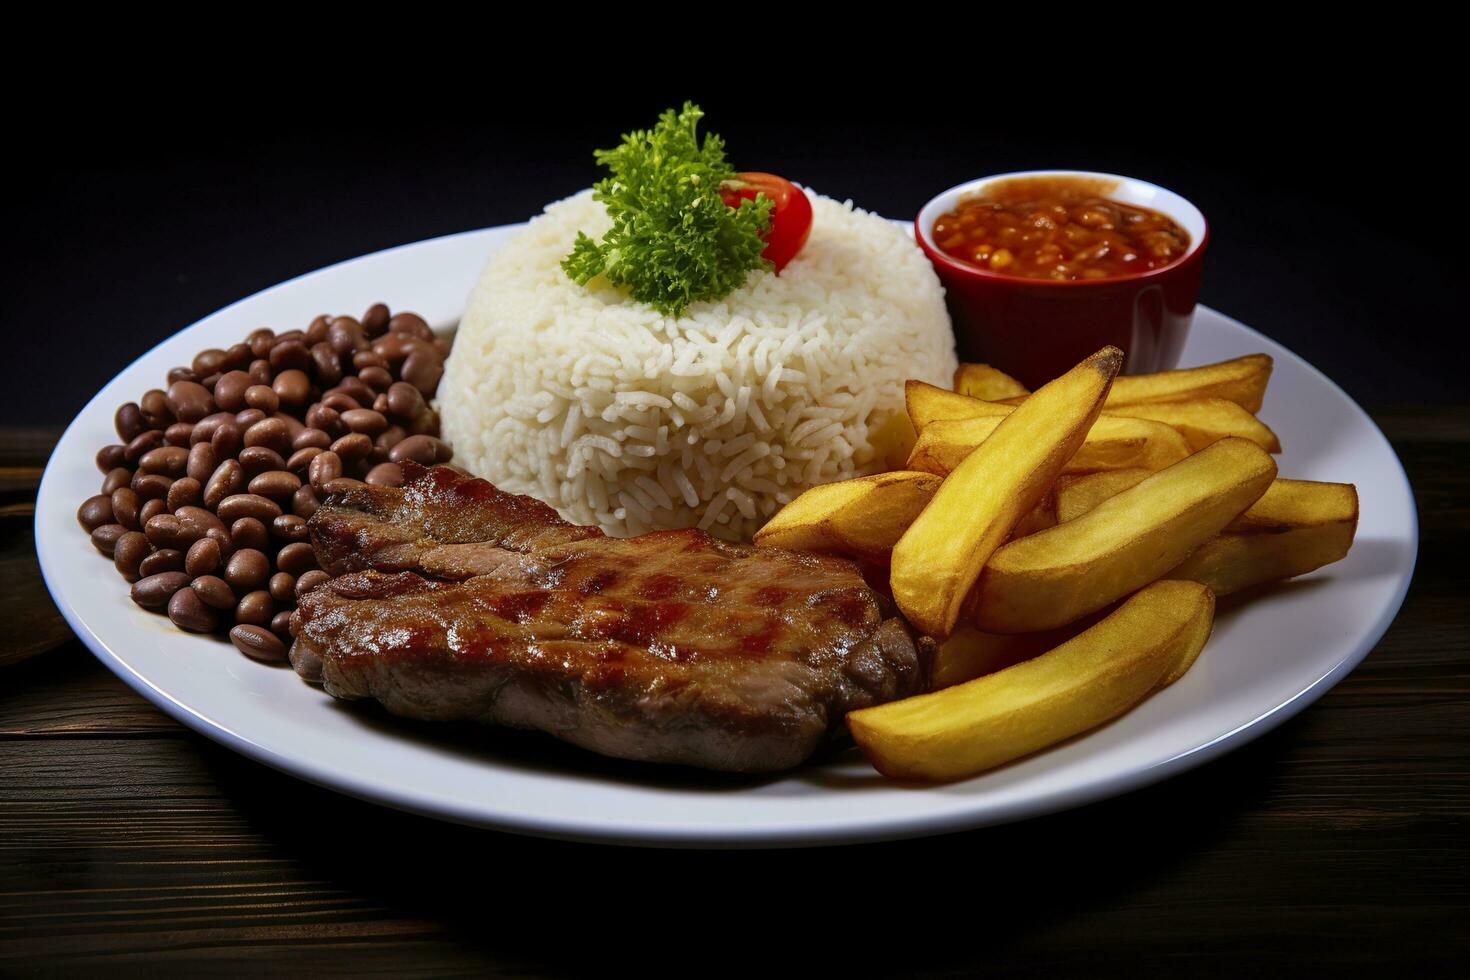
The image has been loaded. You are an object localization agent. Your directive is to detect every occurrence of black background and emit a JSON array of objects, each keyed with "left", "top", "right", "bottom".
[{"left": 6, "top": 71, "right": 1460, "bottom": 427}]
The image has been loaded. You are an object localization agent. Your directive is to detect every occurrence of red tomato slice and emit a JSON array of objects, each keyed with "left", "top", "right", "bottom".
[{"left": 720, "top": 172, "right": 813, "bottom": 272}]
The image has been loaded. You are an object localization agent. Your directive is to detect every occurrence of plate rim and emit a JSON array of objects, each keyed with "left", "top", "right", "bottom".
[{"left": 34, "top": 224, "right": 1419, "bottom": 849}]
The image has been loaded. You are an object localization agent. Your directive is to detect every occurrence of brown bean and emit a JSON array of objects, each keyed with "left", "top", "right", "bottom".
[
  {"left": 249, "top": 470, "right": 301, "bottom": 500},
  {"left": 131, "top": 571, "right": 192, "bottom": 609},
  {"left": 358, "top": 365, "right": 393, "bottom": 391},
  {"left": 225, "top": 548, "right": 271, "bottom": 592},
  {"left": 362, "top": 302, "right": 390, "bottom": 335},
  {"left": 139, "top": 498, "right": 168, "bottom": 526},
  {"left": 286, "top": 446, "right": 325, "bottom": 473},
  {"left": 222, "top": 343, "right": 253, "bottom": 372},
  {"left": 310, "top": 342, "right": 343, "bottom": 387},
  {"left": 295, "top": 569, "right": 331, "bottom": 599},
  {"left": 238, "top": 445, "right": 287, "bottom": 475},
  {"left": 217, "top": 493, "right": 282, "bottom": 524},
  {"left": 78, "top": 495, "right": 114, "bottom": 532},
  {"left": 276, "top": 542, "right": 316, "bottom": 576},
  {"left": 335, "top": 376, "right": 376, "bottom": 405},
  {"left": 273, "top": 368, "right": 311, "bottom": 409},
  {"left": 131, "top": 472, "right": 173, "bottom": 501},
  {"left": 165, "top": 380, "right": 214, "bottom": 423},
  {"left": 110, "top": 487, "right": 141, "bottom": 529},
  {"left": 144, "top": 514, "right": 191, "bottom": 550},
  {"left": 410, "top": 410, "right": 441, "bottom": 437},
  {"left": 245, "top": 384, "right": 280, "bottom": 414},
  {"left": 189, "top": 411, "right": 232, "bottom": 445},
  {"left": 292, "top": 484, "right": 320, "bottom": 519},
  {"left": 167, "top": 367, "right": 199, "bottom": 386},
  {"left": 139, "top": 445, "right": 188, "bottom": 477},
  {"left": 203, "top": 459, "right": 244, "bottom": 509},
  {"left": 235, "top": 408, "right": 267, "bottom": 430},
  {"left": 401, "top": 351, "right": 443, "bottom": 397},
  {"left": 306, "top": 403, "right": 344, "bottom": 434},
  {"left": 341, "top": 408, "right": 387, "bottom": 436},
  {"left": 328, "top": 316, "right": 366, "bottom": 355},
  {"left": 211, "top": 423, "right": 242, "bottom": 459},
  {"left": 199, "top": 372, "right": 223, "bottom": 390},
  {"left": 166, "top": 477, "right": 202, "bottom": 511},
  {"left": 319, "top": 392, "right": 360, "bottom": 415},
  {"left": 185, "top": 536, "right": 222, "bottom": 576},
  {"left": 270, "top": 610, "right": 294, "bottom": 638},
  {"left": 374, "top": 426, "right": 406, "bottom": 456},
  {"left": 140, "top": 548, "right": 184, "bottom": 577},
  {"left": 212, "top": 370, "right": 254, "bottom": 412},
  {"left": 292, "top": 428, "right": 333, "bottom": 453},
  {"left": 371, "top": 393, "right": 391, "bottom": 415},
  {"left": 186, "top": 442, "right": 217, "bottom": 483},
  {"left": 192, "top": 348, "right": 227, "bottom": 377},
  {"left": 273, "top": 411, "right": 305, "bottom": 440},
  {"left": 168, "top": 585, "right": 218, "bottom": 633},
  {"left": 247, "top": 328, "right": 276, "bottom": 358},
  {"left": 388, "top": 434, "right": 441, "bottom": 466},
  {"left": 97, "top": 444, "right": 128, "bottom": 473},
  {"left": 235, "top": 590, "right": 274, "bottom": 626},
  {"left": 124, "top": 429, "right": 164, "bottom": 465},
  {"left": 140, "top": 389, "right": 173, "bottom": 428},
  {"left": 113, "top": 531, "right": 151, "bottom": 582},
  {"left": 269, "top": 339, "right": 311, "bottom": 373},
  {"left": 249, "top": 358, "right": 273, "bottom": 385},
  {"left": 175, "top": 506, "right": 226, "bottom": 540},
  {"left": 271, "top": 513, "right": 310, "bottom": 542},
  {"left": 322, "top": 477, "right": 364, "bottom": 495},
  {"left": 269, "top": 571, "right": 296, "bottom": 602},
  {"left": 204, "top": 526, "right": 233, "bottom": 560},
  {"left": 242, "top": 418, "right": 289, "bottom": 456},
  {"left": 309, "top": 451, "right": 343, "bottom": 492},
  {"left": 191, "top": 575, "right": 236, "bottom": 609},
  {"left": 365, "top": 462, "right": 404, "bottom": 487},
  {"left": 101, "top": 467, "right": 133, "bottom": 496},
  {"left": 385, "top": 381, "right": 426, "bottom": 421},
  {"left": 230, "top": 624, "right": 287, "bottom": 662},
  {"left": 115, "top": 403, "right": 147, "bottom": 442},
  {"left": 388, "top": 312, "right": 432, "bottom": 339},
  {"left": 229, "top": 517, "right": 270, "bottom": 552},
  {"left": 330, "top": 433, "right": 372, "bottom": 464},
  {"left": 355, "top": 351, "right": 389, "bottom": 373},
  {"left": 91, "top": 524, "right": 127, "bottom": 556},
  {"left": 164, "top": 422, "right": 195, "bottom": 447},
  {"left": 304, "top": 316, "right": 330, "bottom": 344}
]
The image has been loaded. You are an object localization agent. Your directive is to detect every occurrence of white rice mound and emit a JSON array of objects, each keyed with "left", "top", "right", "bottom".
[{"left": 438, "top": 188, "right": 956, "bottom": 540}]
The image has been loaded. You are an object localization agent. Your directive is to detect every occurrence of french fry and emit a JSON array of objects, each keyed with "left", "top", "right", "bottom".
[
  {"left": 849, "top": 580, "right": 1215, "bottom": 781},
  {"left": 1054, "top": 473, "right": 1359, "bottom": 595},
  {"left": 1105, "top": 399, "right": 1281, "bottom": 453},
  {"left": 973, "top": 438, "right": 1276, "bottom": 632},
  {"left": 753, "top": 471, "right": 940, "bottom": 562},
  {"left": 1105, "top": 354, "right": 1274, "bottom": 413},
  {"left": 931, "top": 620, "right": 1087, "bottom": 690},
  {"left": 1170, "top": 480, "right": 1359, "bottom": 595},
  {"left": 910, "top": 380, "right": 1279, "bottom": 454},
  {"left": 890, "top": 347, "right": 1121, "bottom": 639},
  {"left": 908, "top": 412, "right": 1190, "bottom": 476},
  {"left": 953, "top": 362, "right": 1029, "bottom": 401}
]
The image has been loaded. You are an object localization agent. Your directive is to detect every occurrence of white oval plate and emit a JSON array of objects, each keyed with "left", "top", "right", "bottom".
[{"left": 36, "top": 223, "right": 1417, "bottom": 848}]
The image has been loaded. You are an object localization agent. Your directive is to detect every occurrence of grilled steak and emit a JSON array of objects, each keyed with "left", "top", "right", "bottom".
[{"left": 290, "top": 463, "right": 925, "bottom": 772}]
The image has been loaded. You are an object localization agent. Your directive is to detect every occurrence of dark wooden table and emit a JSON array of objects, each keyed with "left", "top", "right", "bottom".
[{"left": 3, "top": 411, "right": 1465, "bottom": 976}]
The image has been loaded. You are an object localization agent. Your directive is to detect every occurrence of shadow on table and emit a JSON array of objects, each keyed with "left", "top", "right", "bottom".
[{"left": 195, "top": 709, "right": 1298, "bottom": 974}]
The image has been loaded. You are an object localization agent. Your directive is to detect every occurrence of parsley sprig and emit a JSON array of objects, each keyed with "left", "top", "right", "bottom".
[{"left": 562, "top": 103, "right": 773, "bottom": 316}]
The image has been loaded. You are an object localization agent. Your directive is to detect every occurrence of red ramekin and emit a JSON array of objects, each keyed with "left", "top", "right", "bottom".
[{"left": 915, "top": 170, "right": 1209, "bottom": 389}]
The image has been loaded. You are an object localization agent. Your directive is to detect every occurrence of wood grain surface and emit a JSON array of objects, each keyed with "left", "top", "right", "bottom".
[{"left": 2, "top": 412, "right": 1465, "bottom": 977}]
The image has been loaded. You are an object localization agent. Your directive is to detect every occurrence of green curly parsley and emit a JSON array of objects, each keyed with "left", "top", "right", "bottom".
[{"left": 562, "top": 102, "right": 773, "bottom": 317}]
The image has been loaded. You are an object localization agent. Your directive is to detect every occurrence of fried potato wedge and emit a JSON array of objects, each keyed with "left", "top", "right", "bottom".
[
  {"left": 1105, "top": 354, "right": 1274, "bottom": 413},
  {"left": 1106, "top": 398, "right": 1281, "bottom": 453},
  {"left": 1170, "top": 479, "right": 1359, "bottom": 595},
  {"left": 973, "top": 438, "right": 1276, "bottom": 632},
  {"left": 753, "top": 471, "right": 940, "bottom": 562},
  {"left": 891, "top": 347, "right": 1121, "bottom": 638},
  {"left": 1054, "top": 468, "right": 1153, "bottom": 523},
  {"left": 953, "top": 362, "right": 1029, "bottom": 401},
  {"left": 908, "top": 412, "right": 1189, "bottom": 476},
  {"left": 850, "top": 580, "right": 1215, "bottom": 781},
  {"left": 930, "top": 620, "right": 1087, "bottom": 690}
]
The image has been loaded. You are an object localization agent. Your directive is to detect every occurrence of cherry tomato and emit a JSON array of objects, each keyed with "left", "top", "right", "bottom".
[{"left": 720, "top": 172, "right": 813, "bottom": 272}]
